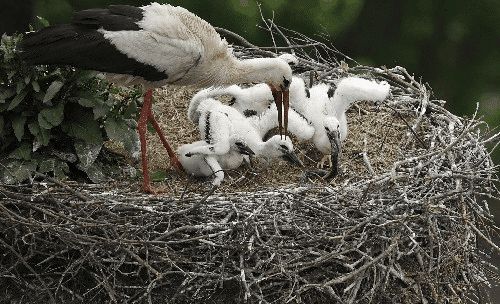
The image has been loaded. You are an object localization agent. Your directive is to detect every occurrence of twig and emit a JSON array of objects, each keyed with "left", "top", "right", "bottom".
[
  {"left": 170, "top": 185, "right": 216, "bottom": 216},
  {"left": 387, "top": 105, "right": 428, "bottom": 149},
  {"left": 362, "top": 135, "right": 375, "bottom": 176},
  {"left": 323, "top": 240, "right": 397, "bottom": 286},
  {"left": 214, "top": 27, "right": 274, "bottom": 57},
  {"left": 36, "top": 172, "right": 91, "bottom": 201}
]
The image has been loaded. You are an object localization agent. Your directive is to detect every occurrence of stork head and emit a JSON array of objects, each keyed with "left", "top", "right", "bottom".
[
  {"left": 238, "top": 57, "right": 292, "bottom": 136},
  {"left": 322, "top": 117, "right": 342, "bottom": 179},
  {"left": 265, "top": 135, "right": 303, "bottom": 167},
  {"left": 278, "top": 53, "right": 299, "bottom": 66}
]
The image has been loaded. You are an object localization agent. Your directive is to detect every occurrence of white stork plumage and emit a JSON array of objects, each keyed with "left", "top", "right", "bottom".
[
  {"left": 187, "top": 96, "right": 301, "bottom": 165},
  {"left": 214, "top": 76, "right": 391, "bottom": 178},
  {"left": 177, "top": 139, "right": 254, "bottom": 186},
  {"left": 308, "top": 77, "right": 391, "bottom": 169},
  {"left": 182, "top": 93, "right": 302, "bottom": 185},
  {"left": 326, "top": 77, "right": 391, "bottom": 140},
  {"left": 19, "top": 3, "right": 292, "bottom": 193}
]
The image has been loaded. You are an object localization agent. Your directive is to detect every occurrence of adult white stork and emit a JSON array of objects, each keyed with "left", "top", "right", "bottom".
[{"left": 18, "top": 3, "right": 292, "bottom": 193}]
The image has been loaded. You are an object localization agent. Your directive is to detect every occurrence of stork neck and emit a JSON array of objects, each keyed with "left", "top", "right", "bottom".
[
  {"left": 230, "top": 58, "right": 282, "bottom": 85},
  {"left": 244, "top": 134, "right": 267, "bottom": 157}
]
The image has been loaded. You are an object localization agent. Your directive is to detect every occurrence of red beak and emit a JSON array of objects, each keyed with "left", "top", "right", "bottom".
[
  {"left": 282, "top": 89, "right": 289, "bottom": 136},
  {"left": 268, "top": 84, "right": 289, "bottom": 138}
]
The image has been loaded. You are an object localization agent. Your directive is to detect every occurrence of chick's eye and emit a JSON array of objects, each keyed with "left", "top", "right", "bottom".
[{"left": 327, "top": 86, "right": 335, "bottom": 98}]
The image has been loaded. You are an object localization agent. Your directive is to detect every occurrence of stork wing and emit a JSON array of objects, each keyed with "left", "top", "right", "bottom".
[
  {"left": 99, "top": 30, "right": 202, "bottom": 84},
  {"left": 99, "top": 4, "right": 206, "bottom": 84}
]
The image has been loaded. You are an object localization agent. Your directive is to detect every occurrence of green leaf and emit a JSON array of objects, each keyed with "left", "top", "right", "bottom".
[
  {"left": 8, "top": 142, "right": 31, "bottom": 160},
  {"left": 104, "top": 117, "right": 139, "bottom": 154},
  {"left": 38, "top": 158, "right": 69, "bottom": 180},
  {"left": 53, "top": 162, "right": 69, "bottom": 180},
  {"left": 43, "top": 80, "right": 64, "bottom": 103},
  {"left": 73, "top": 70, "right": 97, "bottom": 80},
  {"left": 74, "top": 140, "right": 102, "bottom": 169},
  {"left": 1, "top": 160, "right": 37, "bottom": 184},
  {"left": 78, "top": 97, "right": 96, "bottom": 107},
  {"left": 31, "top": 81, "right": 40, "bottom": 92},
  {"left": 93, "top": 100, "right": 111, "bottom": 119},
  {"left": 38, "top": 102, "right": 64, "bottom": 129},
  {"left": 123, "top": 100, "right": 138, "bottom": 118},
  {"left": 62, "top": 106, "right": 103, "bottom": 144},
  {"left": 36, "top": 16, "right": 50, "bottom": 28},
  {"left": 0, "top": 88, "right": 15, "bottom": 102},
  {"left": 33, "top": 91, "right": 45, "bottom": 102},
  {"left": 38, "top": 158, "right": 56, "bottom": 173},
  {"left": 7, "top": 90, "right": 28, "bottom": 110},
  {"left": 16, "top": 81, "right": 26, "bottom": 94},
  {"left": 7, "top": 71, "right": 16, "bottom": 80},
  {"left": 28, "top": 121, "right": 50, "bottom": 146},
  {"left": 147, "top": 123, "right": 155, "bottom": 134},
  {"left": 12, "top": 115, "right": 26, "bottom": 141},
  {"left": 77, "top": 162, "right": 106, "bottom": 183},
  {"left": 151, "top": 170, "right": 167, "bottom": 182}
]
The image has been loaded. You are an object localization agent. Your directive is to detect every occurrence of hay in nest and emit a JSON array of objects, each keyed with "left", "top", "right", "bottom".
[{"left": 1, "top": 24, "right": 500, "bottom": 303}]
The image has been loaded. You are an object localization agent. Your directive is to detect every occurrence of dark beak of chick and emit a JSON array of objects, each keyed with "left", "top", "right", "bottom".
[
  {"left": 281, "top": 149, "right": 303, "bottom": 167},
  {"left": 235, "top": 142, "right": 255, "bottom": 156},
  {"left": 323, "top": 129, "right": 341, "bottom": 179},
  {"left": 268, "top": 84, "right": 289, "bottom": 138}
]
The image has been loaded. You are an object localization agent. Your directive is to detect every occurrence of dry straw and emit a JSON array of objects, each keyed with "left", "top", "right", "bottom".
[{"left": 1, "top": 22, "right": 499, "bottom": 303}]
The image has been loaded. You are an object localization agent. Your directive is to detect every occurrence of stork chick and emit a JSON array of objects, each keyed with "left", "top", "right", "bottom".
[
  {"left": 178, "top": 139, "right": 254, "bottom": 186},
  {"left": 314, "top": 77, "right": 391, "bottom": 168}
]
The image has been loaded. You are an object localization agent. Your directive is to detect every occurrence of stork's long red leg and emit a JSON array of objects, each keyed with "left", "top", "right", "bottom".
[
  {"left": 138, "top": 89, "right": 154, "bottom": 193},
  {"left": 149, "top": 113, "right": 184, "bottom": 172}
]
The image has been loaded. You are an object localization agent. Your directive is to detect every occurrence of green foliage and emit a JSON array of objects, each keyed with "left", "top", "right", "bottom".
[{"left": 0, "top": 33, "right": 141, "bottom": 183}]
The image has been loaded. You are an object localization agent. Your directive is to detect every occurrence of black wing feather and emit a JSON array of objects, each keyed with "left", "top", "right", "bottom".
[
  {"left": 72, "top": 5, "right": 143, "bottom": 31},
  {"left": 18, "top": 5, "right": 167, "bottom": 82}
]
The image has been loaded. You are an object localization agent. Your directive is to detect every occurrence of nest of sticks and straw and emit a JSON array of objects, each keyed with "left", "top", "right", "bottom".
[{"left": 1, "top": 23, "right": 500, "bottom": 304}]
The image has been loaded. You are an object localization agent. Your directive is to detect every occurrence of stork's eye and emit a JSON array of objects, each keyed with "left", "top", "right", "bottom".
[
  {"left": 283, "top": 77, "right": 291, "bottom": 88},
  {"left": 235, "top": 142, "right": 244, "bottom": 147},
  {"left": 279, "top": 144, "right": 289, "bottom": 150},
  {"left": 229, "top": 97, "right": 236, "bottom": 106}
]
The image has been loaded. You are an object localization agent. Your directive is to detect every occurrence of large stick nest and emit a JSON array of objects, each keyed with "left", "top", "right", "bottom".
[{"left": 1, "top": 24, "right": 500, "bottom": 303}]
